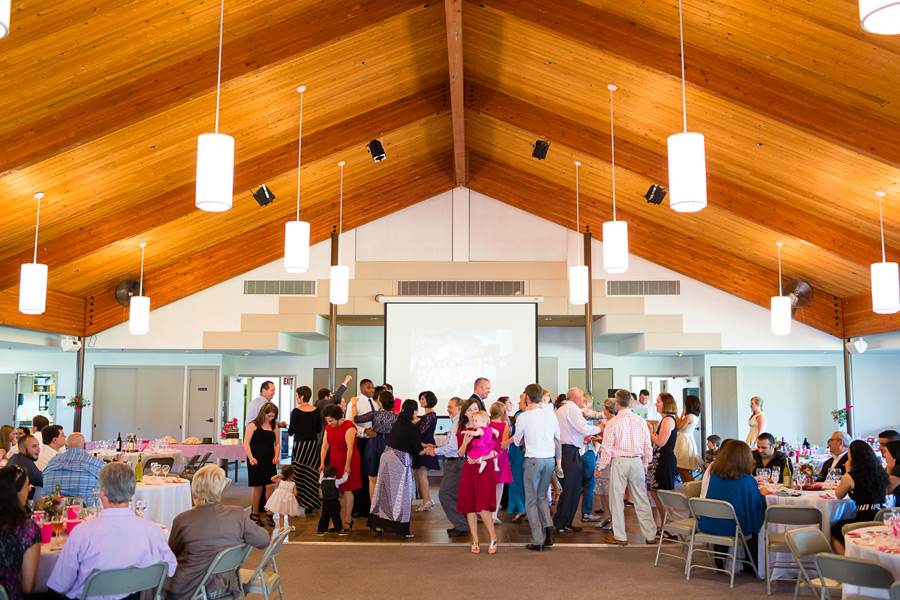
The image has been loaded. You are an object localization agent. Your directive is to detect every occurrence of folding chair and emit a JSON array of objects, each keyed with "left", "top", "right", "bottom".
[
  {"left": 763, "top": 505, "right": 823, "bottom": 595},
  {"left": 687, "top": 497, "right": 759, "bottom": 588},
  {"left": 891, "top": 581, "right": 900, "bottom": 600},
  {"left": 144, "top": 456, "right": 175, "bottom": 471},
  {"left": 654, "top": 490, "right": 695, "bottom": 573},
  {"left": 784, "top": 527, "right": 840, "bottom": 600},
  {"left": 874, "top": 507, "right": 891, "bottom": 522},
  {"left": 683, "top": 481, "right": 702, "bottom": 499},
  {"left": 841, "top": 521, "right": 883, "bottom": 537},
  {"left": 813, "top": 553, "right": 894, "bottom": 600},
  {"left": 240, "top": 528, "right": 290, "bottom": 599},
  {"left": 188, "top": 544, "right": 252, "bottom": 600},
  {"left": 78, "top": 562, "right": 168, "bottom": 600},
  {"left": 182, "top": 454, "right": 202, "bottom": 481}
]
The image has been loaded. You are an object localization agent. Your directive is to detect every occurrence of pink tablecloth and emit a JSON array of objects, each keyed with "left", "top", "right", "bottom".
[{"left": 169, "top": 444, "right": 247, "bottom": 461}]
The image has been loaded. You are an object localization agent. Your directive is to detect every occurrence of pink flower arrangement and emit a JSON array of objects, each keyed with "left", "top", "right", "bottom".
[
  {"left": 221, "top": 418, "right": 239, "bottom": 438},
  {"left": 37, "top": 493, "right": 64, "bottom": 516}
]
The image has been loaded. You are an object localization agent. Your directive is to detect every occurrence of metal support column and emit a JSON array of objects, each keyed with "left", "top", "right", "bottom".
[
  {"left": 584, "top": 227, "right": 593, "bottom": 396},
  {"left": 73, "top": 335, "right": 86, "bottom": 432},
  {"left": 842, "top": 339, "right": 855, "bottom": 437}
]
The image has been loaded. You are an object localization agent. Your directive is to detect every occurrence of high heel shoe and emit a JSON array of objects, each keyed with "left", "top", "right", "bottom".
[
  {"left": 488, "top": 540, "right": 498, "bottom": 554},
  {"left": 249, "top": 513, "right": 263, "bottom": 526},
  {"left": 266, "top": 514, "right": 275, "bottom": 527},
  {"left": 343, "top": 521, "right": 353, "bottom": 532},
  {"left": 416, "top": 500, "right": 435, "bottom": 512}
]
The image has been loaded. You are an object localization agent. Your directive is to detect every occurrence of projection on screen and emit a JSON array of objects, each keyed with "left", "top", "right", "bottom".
[{"left": 384, "top": 302, "right": 538, "bottom": 417}]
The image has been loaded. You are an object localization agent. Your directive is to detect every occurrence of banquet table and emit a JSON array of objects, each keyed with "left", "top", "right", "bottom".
[
  {"left": 761, "top": 489, "right": 857, "bottom": 580},
  {"left": 844, "top": 525, "right": 899, "bottom": 599},
  {"left": 170, "top": 443, "right": 247, "bottom": 479},
  {"left": 90, "top": 449, "right": 185, "bottom": 472},
  {"left": 134, "top": 477, "right": 193, "bottom": 530}
]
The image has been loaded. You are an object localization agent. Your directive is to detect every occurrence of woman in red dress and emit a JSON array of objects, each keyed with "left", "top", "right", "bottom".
[
  {"left": 320, "top": 404, "right": 361, "bottom": 531},
  {"left": 455, "top": 399, "right": 499, "bottom": 554}
]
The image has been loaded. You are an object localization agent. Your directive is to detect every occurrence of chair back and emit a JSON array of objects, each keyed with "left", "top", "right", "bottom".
[
  {"left": 765, "top": 505, "right": 822, "bottom": 527},
  {"left": 785, "top": 527, "right": 831, "bottom": 559},
  {"left": 79, "top": 562, "right": 168, "bottom": 600},
  {"left": 184, "top": 454, "right": 201, "bottom": 470},
  {"left": 689, "top": 497, "right": 739, "bottom": 524},
  {"left": 199, "top": 451, "right": 212, "bottom": 466},
  {"left": 222, "top": 477, "right": 232, "bottom": 496},
  {"left": 841, "top": 520, "right": 882, "bottom": 536},
  {"left": 247, "top": 529, "right": 290, "bottom": 581},
  {"left": 814, "top": 553, "right": 894, "bottom": 589},
  {"left": 875, "top": 507, "right": 892, "bottom": 522},
  {"left": 190, "top": 544, "right": 252, "bottom": 600},
  {"left": 658, "top": 490, "right": 691, "bottom": 515},
  {"left": 891, "top": 581, "right": 900, "bottom": 600},
  {"left": 144, "top": 456, "right": 175, "bottom": 470},
  {"left": 683, "top": 481, "right": 702, "bottom": 498}
]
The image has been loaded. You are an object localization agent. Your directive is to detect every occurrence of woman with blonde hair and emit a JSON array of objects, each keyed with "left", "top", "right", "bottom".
[
  {"left": 244, "top": 402, "right": 280, "bottom": 527},
  {"left": 0, "top": 425, "right": 14, "bottom": 463},
  {"left": 647, "top": 393, "right": 678, "bottom": 536},
  {"left": 674, "top": 395, "right": 702, "bottom": 482},
  {"left": 746, "top": 396, "right": 767, "bottom": 449}
]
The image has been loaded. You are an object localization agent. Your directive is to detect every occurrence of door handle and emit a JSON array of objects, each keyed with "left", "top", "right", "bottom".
[{"left": 206, "top": 418, "right": 214, "bottom": 423}]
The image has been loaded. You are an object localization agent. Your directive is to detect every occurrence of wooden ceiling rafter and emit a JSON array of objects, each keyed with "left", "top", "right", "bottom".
[{"left": 445, "top": 0, "right": 467, "bottom": 185}]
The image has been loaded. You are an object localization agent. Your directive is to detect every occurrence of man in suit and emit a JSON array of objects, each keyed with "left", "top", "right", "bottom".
[
  {"left": 817, "top": 431, "right": 851, "bottom": 482},
  {"left": 469, "top": 377, "right": 490, "bottom": 411}
]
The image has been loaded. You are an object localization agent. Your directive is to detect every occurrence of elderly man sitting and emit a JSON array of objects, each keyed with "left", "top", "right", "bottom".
[
  {"left": 817, "top": 431, "right": 851, "bottom": 482},
  {"left": 47, "top": 462, "right": 177, "bottom": 600}
]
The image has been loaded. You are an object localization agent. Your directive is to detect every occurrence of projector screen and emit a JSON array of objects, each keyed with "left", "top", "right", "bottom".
[{"left": 384, "top": 301, "right": 538, "bottom": 417}]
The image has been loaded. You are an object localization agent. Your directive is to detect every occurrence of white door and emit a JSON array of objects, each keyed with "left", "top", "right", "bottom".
[
  {"left": 135, "top": 367, "right": 184, "bottom": 441},
  {"left": 0, "top": 374, "right": 17, "bottom": 427},
  {"left": 93, "top": 367, "right": 138, "bottom": 441},
  {"left": 187, "top": 368, "right": 218, "bottom": 440}
]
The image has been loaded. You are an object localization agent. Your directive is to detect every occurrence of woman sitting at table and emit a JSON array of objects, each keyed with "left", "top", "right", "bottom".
[
  {"left": 165, "top": 465, "right": 269, "bottom": 599},
  {"left": 702, "top": 440, "right": 771, "bottom": 570},
  {"left": 0, "top": 465, "right": 40, "bottom": 600},
  {"left": 244, "top": 401, "right": 280, "bottom": 527},
  {"left": 831, "top": 440, "right": 891, "bottom": 554},
  {"left": 882, "top": 440, "right": 900, "bottom": 505}
]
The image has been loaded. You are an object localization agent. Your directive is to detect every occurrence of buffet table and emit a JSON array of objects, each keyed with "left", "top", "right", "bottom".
[
  {"left": 90, "top": 449, "right": 185, "bottom": 473},
  {"left": 170, "top": 443, "right": 247, "bottom": 480}
]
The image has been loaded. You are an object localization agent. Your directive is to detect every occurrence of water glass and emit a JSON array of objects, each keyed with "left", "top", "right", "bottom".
[
  {"left": 134, "top": 499, "right": 147, "bottom": 518},
  {"left": 770, "top": 470, "right": 780, "bottom": 486},
  {"left": 151, "top": 463, "right": 162, "bottom": 478},
  {"left": 161, "top": 464, "right": 170, "bottom": 478}
]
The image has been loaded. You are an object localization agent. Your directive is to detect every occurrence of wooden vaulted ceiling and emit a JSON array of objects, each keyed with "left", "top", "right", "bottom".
[{"left": 1, "top": 0, "right": 899, "bottom": 339}]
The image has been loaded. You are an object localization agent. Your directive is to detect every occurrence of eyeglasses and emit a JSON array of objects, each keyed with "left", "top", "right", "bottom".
[
  {"left": 10, "top": 465, "right": 27, "bottom": 486},
  {"left": 828, "top": 438, "right": 842, "bottom": 443}
]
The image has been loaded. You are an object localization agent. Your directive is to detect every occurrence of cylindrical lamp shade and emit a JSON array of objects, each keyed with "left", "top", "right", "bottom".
[
  {"left": 871, "top": 261, "right": 900, "bottom": 314},
  {"left": 18, "top": 263, "right": 48, "bottom": 314},
  {"left": 195, "top": 133, "right": 235, "bottom": 212},
  {"left": 602, "top": 220, "right": 629, "bottom": 274},
  {"left": 770, "top": 295, "right": 792, "bottom": 336},
  {"left": 860, "top": 0, "right": 900, "bottom": 34},
  {"left": 667, "top": 132, "right": 707, "bottom": 213},
  {"left": 569, "top": 265, "right": 589, "bottom": 305},
  {"left": 129, "top": 295, "right": 150, "bottom": 335},
  {"left": 0, "top": 0, "right": 10, "bottom": 38},
  {"left": 284, "top": 220, "right": 311, "bottom": 273},
  {"left": 330, "top": 265, "right": 350, "bottom": 305}
]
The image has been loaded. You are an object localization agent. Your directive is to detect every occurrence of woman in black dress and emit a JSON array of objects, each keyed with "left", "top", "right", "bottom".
[
  {"left": 648, "top": 392, "right": 678, "bottom": 536},
  {"left": 832, "top": 440, "right": 891, "bottom": 553},
  {"left": 414, "top": 391, "right": 440, "bottom": 511},
  {"left": 288, "top": 385, "right": 322, "bottom": 513},
  {"left": 244, "top": 401, "right": 280, "bottom": 526}
]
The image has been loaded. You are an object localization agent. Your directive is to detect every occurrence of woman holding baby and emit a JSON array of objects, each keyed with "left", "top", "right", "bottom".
[{"left": 455, "top": 398, "right": 500, "bottom": 554}]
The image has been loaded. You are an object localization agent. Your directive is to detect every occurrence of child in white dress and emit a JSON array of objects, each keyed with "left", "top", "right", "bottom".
[{"left": 265, "top": 465, "right": 302, "bottom": 530}]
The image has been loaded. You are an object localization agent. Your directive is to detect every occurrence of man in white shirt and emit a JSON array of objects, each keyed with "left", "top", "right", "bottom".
[
  {"left": 553, "top": 388, "right": 601, "bottom": 533},
  {"left": 347, "top": 379, "right": 378, "bottom": 517},
  {"left": 37, "top": 425, "right": 66, "bottom": 471},
  {"left": 32, "top": 415, "right": 49, "bottom": 449},
  {"left": 632, "top": 389, "right": 651, "bottom": 420},
  {"left": 514, "top": 383, "right": 561, "bottom": 551},
  {"left": 245, "top": 381, "right": 276, "bottom": 426},
  {"left": 436, "top": 397, "right": 469, "bottom": 537}
]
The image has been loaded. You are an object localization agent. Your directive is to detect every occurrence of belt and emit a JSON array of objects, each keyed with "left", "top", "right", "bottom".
[{"left": 445, "top": 457, "right": 462, "bottom": 461}]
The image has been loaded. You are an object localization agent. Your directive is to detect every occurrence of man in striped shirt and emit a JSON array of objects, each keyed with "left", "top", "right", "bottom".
[
  {"left": 43, "top": 433, "right": 105, "bottom": 506},
  {"left": 596, "top": 389, "right": 658, "bottom": 545}
]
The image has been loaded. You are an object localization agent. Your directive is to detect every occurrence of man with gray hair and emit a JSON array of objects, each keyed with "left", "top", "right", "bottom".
[
  {"left": 817, "top": 431, "right": 851, "bottom": 482},
  {"left": 48, "top": 462, "right": 177, "bottom": 599}
]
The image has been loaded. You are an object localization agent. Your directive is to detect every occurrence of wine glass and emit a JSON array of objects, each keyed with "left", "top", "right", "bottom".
[
  {"left": 151, "top": 463, "right": 162, "bottom": 479},
  {"left": 161, "top": 464, "right": 170, "bottom": 479},
  {"left": 770, "top": 469, "right": 781, "bottom": 487},
  {"left": 134, "top": 499, "right": 147, "bottom": 518},
  {"left": 50, "top": 515, "right": 66, "bottom": 550}
]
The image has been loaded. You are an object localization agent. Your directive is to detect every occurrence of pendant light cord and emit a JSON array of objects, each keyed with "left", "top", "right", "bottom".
[
  {"left": 214, "top": 0, "right": 225, "bottom": 133},
  {"left": 139, "top": 243, "right": 147, "bottom": 296},
  {"left": 609, "top": 85, "right": 617, "bottom": 222},
  {"left": 777, "top": 243, "right": 783, "bottom": 296},
  {"left": 879, "top": 192, "right": 887, "bottom": 263},
  {"left": 296, "top": 88, "right": 304, "bottom": 222},
  {"left": 678, "top": 0, "right": 687, "bottom": 132},
  {"left": 32, "top": 195, "right": 41, "bottom": 264},
  {"left": 574, "top": 161, "right": 581, "bottom": 266},
  {"left": 338, "top": 161, "right": 345, "bottom": 266}
]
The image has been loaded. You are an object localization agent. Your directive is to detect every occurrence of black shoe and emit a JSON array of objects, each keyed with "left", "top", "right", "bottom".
[
  {"left": 557, "top": 526, "right": 582, "bottom": 533},
  {"left": 448, "top": 529, "right": 469, "bottom": 538},
  {"left": 446, "top": 528, "right": 456, "bottom": 533},
  {"left": 544, "top": 527, "right": 555, "bottom": 547},
  {"left": 594, "top": 508, "right": 605, "bottom": 515},
  {"left": 525, "top": 544, "right": 544, "bottom": 552}
]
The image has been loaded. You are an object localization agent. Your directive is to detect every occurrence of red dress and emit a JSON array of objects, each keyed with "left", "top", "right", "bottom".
[
  {"left": 327, "top": 420, "right": 361, "bottom": 492},
  {"left": 455, "top": 425, "right": 498, "bottom": 514}
]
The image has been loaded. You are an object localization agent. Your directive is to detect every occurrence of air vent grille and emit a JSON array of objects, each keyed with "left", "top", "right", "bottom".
[
  {"left": 398, "top": 281, "right": 525, "bottom": 296},
  {"left": 243, "top": 280, "right": 316, "bottom": 295},
  {"left": 606, "top": 280, "right": 680, "bottom": 296}
]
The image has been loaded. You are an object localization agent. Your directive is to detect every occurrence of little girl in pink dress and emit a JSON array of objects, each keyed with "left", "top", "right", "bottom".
[{"left": 461, "top": 411, "right": 500, "bottom": 473}]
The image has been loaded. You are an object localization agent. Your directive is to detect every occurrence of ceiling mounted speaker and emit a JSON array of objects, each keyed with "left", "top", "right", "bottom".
[
  {"left": 60, "top": 337, "right": 82, "bottom": 352},
  {"left": 846, "top": 338, "right": 867, "bottom": 355},
  {"left": 115, "top": 279, "right": 141, "bottom": 307}
]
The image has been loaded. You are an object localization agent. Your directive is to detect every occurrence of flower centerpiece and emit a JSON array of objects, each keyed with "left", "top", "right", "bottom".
[
  {"left": 830, "top": 405, "right": 852, "bottom": 428},
  {"left": 37, "top": 492, "right": 65, "bottom": 517},
  {"left": 221, "top": 418, "right": 240, "bottom": 441},
  {"left": 66, "top": 395, "right": 90, "bottom": 411},
  {"left": 796, "top": 461, "right": 820, "bottom": 483}
]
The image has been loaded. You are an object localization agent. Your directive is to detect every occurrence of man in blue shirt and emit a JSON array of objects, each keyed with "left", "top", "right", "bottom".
[{"left": 43, "top": 432, "right": 105, "bottom": 505}]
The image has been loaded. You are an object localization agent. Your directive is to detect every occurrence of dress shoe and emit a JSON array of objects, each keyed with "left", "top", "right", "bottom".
[
  {"left": 557, "top": 526, "right": 582, "bottom": 533},
  {"left": 581, "top": 514, "right": 602, "bottom": 522},
  {"left": 447, "top": 528, "right": 470, "bottom": 538},
  {"left": 543, "top": 527, "right": 555, "bottom": 547},
  {"left": 525, "top": 544, "right": 544, "bottom": 552},
  {"left": 605, "top": 536, "right": 628, "bottom": 545}
]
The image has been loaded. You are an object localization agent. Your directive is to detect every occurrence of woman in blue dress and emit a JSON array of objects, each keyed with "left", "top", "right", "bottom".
[
  {"left": 507, "top": 394, "right": 527, "bottom": 522},
  {"left": 414, "top": 391, "right": 440, "bottom": 512}
]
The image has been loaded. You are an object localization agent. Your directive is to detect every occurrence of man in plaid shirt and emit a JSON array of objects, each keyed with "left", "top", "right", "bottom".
[
  {"left": 596, "top": 389, "right": 658, "bottom": 545},
  {"left": 43, "top": 433, "right": 105, "bottom": 506}
]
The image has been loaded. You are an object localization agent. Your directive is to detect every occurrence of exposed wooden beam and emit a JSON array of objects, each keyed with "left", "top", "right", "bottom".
[
  {"left": 467, "top": 151, "right": 843, "bottom": 337},
  {"left": 0, "top": 86, "right": 447, "bottom": 291},
  {"left": 843, "top": 293, "right": 900, "bottom": 337},
  {"left": 84, "top": 152, "right": 455, "bottom": 335},
  {"left": 0, "top": 0, "right": 428, "bottom": 177},
  {"left": 475, "top": 0, "right": 900, "bottom": 170},
  {"left": 445, "top": 0, "right": 467, "bottom": 185},
  {"left": 0, "top": 288, "right": 85, "bottom": 337},
  {"left": 468, "top": 83, "right": 887, "bottom": 269}
]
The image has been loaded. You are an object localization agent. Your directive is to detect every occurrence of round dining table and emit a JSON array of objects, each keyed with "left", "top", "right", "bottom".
[
  {"left": 91, "top": 449, "right": 185, "bottom": 473},
  {"left": 133, "top": 476, "right": 193, "bottom": 530},
  {"left": 843, "top": 525, "right": 899, "bottom": 599}
]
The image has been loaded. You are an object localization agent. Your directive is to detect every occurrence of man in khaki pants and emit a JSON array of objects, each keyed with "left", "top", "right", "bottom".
[{"left": 596, "top": 389, "right": 658, "bottom": 545}]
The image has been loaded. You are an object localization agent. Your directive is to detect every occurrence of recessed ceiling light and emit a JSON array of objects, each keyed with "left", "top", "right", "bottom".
[{"left": 757, "top": 142, "right": 764, "bottom": 147}]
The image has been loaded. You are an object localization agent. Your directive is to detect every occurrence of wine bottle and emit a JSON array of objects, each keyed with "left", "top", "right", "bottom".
[
  {"left": 782, "top": 461, "right": 792, "bottom": 488},
  {"left": 116, "top": 432, "right": 122, "bottom": 452},
  {"left": 802, "top": 437, "right": 810, "bottom": 450},
  {"left": 135, "top": 454, "right": 143, "bottom": 482}
]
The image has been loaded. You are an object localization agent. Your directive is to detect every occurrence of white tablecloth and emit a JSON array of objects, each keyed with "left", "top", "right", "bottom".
[
  {"left": 761, "top": 490, "right": 857, "bottom": 580},
  {"left": 92, "top": 450, "right": 185, "bottom": 472},
  {"left": 134, "top": 477, "right": 192, "bottom": 530},
  {"left": 844, "top": 525, "right": 899, "bottom": 599}
]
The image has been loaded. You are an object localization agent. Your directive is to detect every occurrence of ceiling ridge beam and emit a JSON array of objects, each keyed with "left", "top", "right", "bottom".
[
  {"left": 445, "top": 0, "right": 467, "bottom": 185},
  {"left": 83, "top": 152, "right": 455, "bottom": 335},
  {"left": 468, "top": 82, "right": 889, "bottom": 269},
  {"left": 0, "top": 85, "right": 448, "bottom": 291},
  {"left": 474, "top": 0, "right": 900, "bottom": 171},
  {"left": 466, "top": 150, "right": 843, "bottom": 337},
  {"left": 0, "top": 0, "right": 428, "bottom": 178}
]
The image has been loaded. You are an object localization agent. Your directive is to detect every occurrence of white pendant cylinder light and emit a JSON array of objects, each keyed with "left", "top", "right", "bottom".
[
  {"left": 568, "top": 161, "right": 589, "bottom": 305},
  {"left": 19, "top": 192, "right": 47, "bottom": 315},
  {"left": 860, "top": 0, "right": 900, "bottom": 34},
  {"left": 330, "top": 161, "right": 350, "bottom": 305},
  {"left": 195, "top": 0, "right": 234, "bottom": 212},
  {"left": 603, "top": 84, "right": 629, "bottom": 274},
  {"left": 871, "top": 190, "right": 900, "bottom": 314},
  {"left": 284, "top": 85, "right": 311, "bottom": 273},
  {"left": 771, "top": 242, "right": 791, "bottom": 335},
  {"left": 668, "top": 0, "right": 707, "bottom": 213},
  {"left": 0, "top": 0, "right": 10, "bottom": 38},
  {"left": 129, "top": 243, "right": 150, "bottom": 335}
]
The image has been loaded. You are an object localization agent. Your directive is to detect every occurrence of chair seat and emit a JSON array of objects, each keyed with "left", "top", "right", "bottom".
[
  {"left": 693, "top": 531, "right": 741, "bottom": 546},
  {"left": 239, "top": 568, "right": 281, "bottom": 594},
  {"left": 800, "top": 578, "right": 842, "bottom": 591},
  {"left": 766, "top": 532, "right": 787, "bottom": 549},
  {"left": 663, "top": 518, "right": 695, "bottom": 536}
]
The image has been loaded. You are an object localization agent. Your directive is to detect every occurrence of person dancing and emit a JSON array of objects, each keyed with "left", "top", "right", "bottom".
[{"left": 456, "top": 402, "right": 499, "bottom": 554}]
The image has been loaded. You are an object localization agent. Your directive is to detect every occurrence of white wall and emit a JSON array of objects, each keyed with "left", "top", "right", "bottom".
[{"left": 850, "top": 352, "right": 900, "bottom": 439}]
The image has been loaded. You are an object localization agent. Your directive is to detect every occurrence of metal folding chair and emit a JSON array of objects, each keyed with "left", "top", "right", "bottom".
[
  {"left": 654, "top": 490, "right": 695, "bottom": 573},
  {"left": 78, "top": 562, "right": 168, "bottom": 600},
  {"left": 686, "top": 497, "right": 759, "bottom": 588},
  {"left": 784, "top": 526, "right": 840, "bottom": 600},
  {"left": 240, "top": 528, "right": 290, "bottom": 599},
  {"left": 762, "top": 505, "right": 823, "bottom": 595},
  {"left": 813, "top": 553, "right": 894, "bottom": 600},
  {"left": 188, "top": 544, "right": 252, "bottom": 600},
  {"left": 683, "top": 481, "right": 702, "bottom": 499}
]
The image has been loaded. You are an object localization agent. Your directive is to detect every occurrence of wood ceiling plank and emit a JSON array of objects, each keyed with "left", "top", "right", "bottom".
[
  {"left": 0, "top": 0, "right": 430, "bottom": 178},
  {"left": 84, "top": 152, "right": 455, "bottom": 335},
  {"left": 445, "top": 0, "right": 467, "bottom": 185},
  {"left": 473, "top": 0, "right": 900, "bottom": 171},
  {"left": 466, "top": 151, "right": 843, "bottom": 337},
  {"left": 0, "top": 86, "right": 447, "bottom": 291},
  {"left": 843, "top": 293, "right": 900, "bottom": 337},
  {"left": 0, "top": 288, "right": 85, "bottom": 337}
]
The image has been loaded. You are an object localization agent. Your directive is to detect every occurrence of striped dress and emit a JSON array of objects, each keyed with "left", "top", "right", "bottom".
[{"left": 289, "top": 406, "right": 322, "bottom": 511}]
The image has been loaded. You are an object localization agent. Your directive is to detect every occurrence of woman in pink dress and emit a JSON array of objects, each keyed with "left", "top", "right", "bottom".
[
  {"left": 455, "top": 399, "right": 499, "bottom": 554},
  {"left": 319, "top": 404, "right": 361, "bottom": 532},
  {"left": 488, "top": 401, "right": 513, "bottom": 524}
]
